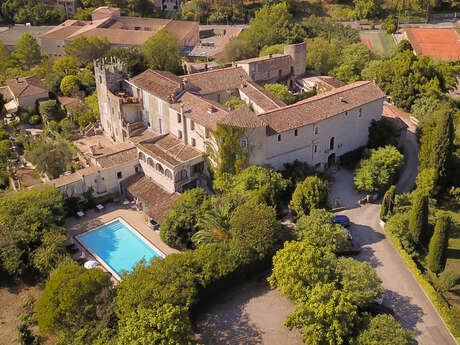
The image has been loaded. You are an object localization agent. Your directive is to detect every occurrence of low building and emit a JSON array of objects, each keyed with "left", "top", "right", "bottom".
[
  {"left": 236, "top": 42, "right": 307, "bottom": 89},
  {"left": 40, "top": 6, "right": 199, "bottom": 58},
  {"left": 296, "top": 76, "right": 346, "bottom": 94},
  {"left": 396, "top": 28, "right": 460, "bottom": 61},
  {"left": 0, "top": 76, "right": 49, "bottom": 113},
  {"left": 0, "top": 25, "right": 55, "bottom": 51}
]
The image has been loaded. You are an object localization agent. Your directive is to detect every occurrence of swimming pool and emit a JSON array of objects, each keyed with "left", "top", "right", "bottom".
[{"left": 78, "top": 218, "right": 164, "bottom": 279}]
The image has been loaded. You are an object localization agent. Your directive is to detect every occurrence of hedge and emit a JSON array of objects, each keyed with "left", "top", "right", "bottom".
[{"left": 384, "top": 223, "right": 460, "bottom": 341}]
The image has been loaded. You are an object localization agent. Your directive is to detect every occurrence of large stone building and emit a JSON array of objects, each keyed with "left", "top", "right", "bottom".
[
  {"left": 40, "top": 6, "right": 199, "bottom": 58},
  {"left": 51, "top": 50, "right": 386, "bottom": 227},
  {"left": 0, "top": 76, "right": 49, "bottom": 114}
]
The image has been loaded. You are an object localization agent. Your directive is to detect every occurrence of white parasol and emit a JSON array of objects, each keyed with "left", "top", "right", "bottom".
[{"left": 84, "top": 260, "right": 99, "bottom": 269}]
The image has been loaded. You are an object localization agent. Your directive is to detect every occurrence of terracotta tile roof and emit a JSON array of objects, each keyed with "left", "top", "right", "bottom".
[
  {"left": 68, "top": 27, "right": 155, "bottom": 46},
  {"left": 220, "top": 105, "right": 266, "bottom": 128},
  {"left": 137, "top": 133, "right": 202, "bottom": 168},
  {"left": 259, "top": 81, "right": 386, "bottom": 133},
  {"left": 400, "top": 28, "right": 460, "bottom": 61},
  {"left": 181, "top": 67, "right": 249, "bottom": 95},
  {"left": 236, "top": 54, "right": 287, "bottom": 64},
  {"left": 239, "top": 80, "right": 286, "bottom": 111},
  {"left": 382, "top": 103, "right": 408, "bottom": 130},
  {"left": 39, "top": 19, "right": 97, "bottom": 39},
  {"left": 173, "top": 92, "right": 228, "bottom": 130},
  {"left": 6, "top": 76, "right": 48, "bottom": 98},
  {"left": 50, "top": 166, "right": 100, "bottom": 188},
  {"left": 130, "top": 69, "right": 182, "bottom": 100},
  {"left": 95, "top": 147, "right": 138, "bottom": 168},
  {"left": 164, "top": 20, "right": 199, "bottom": 42},
  {"left": 123, "top": 173, "right": 180, "bottom": 223},
  {"left": 315, "top": 76, "right": 346, "bottom": 89}
]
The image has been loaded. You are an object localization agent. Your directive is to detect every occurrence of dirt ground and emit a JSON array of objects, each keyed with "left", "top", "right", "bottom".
[
  {"left": 0, "top": 281, "right": 53, "bottom": 345},
  {"left": 192, "top": 272, "right": 304, "bottom": 345}
]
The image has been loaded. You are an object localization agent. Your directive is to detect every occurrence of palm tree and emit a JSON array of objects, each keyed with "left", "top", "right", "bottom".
[{"left": 192, "top": 202, "right": 232, "bottom": 247}]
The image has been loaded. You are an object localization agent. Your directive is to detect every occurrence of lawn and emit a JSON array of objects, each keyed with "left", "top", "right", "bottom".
[{"left": 359, "top": 31, "right": 396, "bottom": 56}]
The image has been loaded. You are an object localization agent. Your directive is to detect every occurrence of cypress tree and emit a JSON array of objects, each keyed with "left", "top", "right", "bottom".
[
  {"left": 431, "top": 104, "right": 454, "bottom": 187},
  {"left": 408, "top": 192, "right": 429, "bottom": 245},
  {"left": 380, "top": 185, "right": 396, "bottom": 220},
  {"left": 427, "top": 214, "right": 450, "bottom": 273}
]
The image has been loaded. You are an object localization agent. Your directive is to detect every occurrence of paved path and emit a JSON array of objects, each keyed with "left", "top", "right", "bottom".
[{"left": 330, "top": 126, "right": 457, "bottom": 345}]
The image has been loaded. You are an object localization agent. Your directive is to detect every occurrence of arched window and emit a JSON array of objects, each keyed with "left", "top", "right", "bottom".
[
  {"left": 165, "top": 169, "right": 172, "bottom": 179},
  {"left": 147, "top": 157, "right": 154, "bottom": 167},
  {"left": 156, "top": 163, "right": 164, "bottom": 174},
  {"left": 330, "top": 137, "right": 335, "bottom": 150},
  {"left": 138, "top": 151, "right": 145, "bottom": 161}
]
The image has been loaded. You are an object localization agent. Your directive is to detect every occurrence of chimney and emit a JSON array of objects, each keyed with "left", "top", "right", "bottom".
[
  {"left": 207, "top": 105, "right": 215, "bottom": 114},
  {"left": 339, "top": 97, "right": 346, "bottom": 103},
  {"left": 89, "top": 145, "right": 96, "bottom": 155},
  {"left": 181, "top": 78, "right": 188, "bottom": 90},
  {"left": 179, "top": 101, "right": 184, "bottom": 115}
]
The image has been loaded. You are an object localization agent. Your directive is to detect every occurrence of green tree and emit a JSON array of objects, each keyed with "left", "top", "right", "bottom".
[
  {"left": 160, "top": 188, "right": 211, "bottom": 249},
  {"left": 117, "top": 304, "right": 192, "bottom": 345},
  {"left": 224, "top": 38, "right": 257, "bottom": 61},
  {"left": 65, "top": 36, "right": 110, "bottom": 65},
  {"left": 52, "top": 56, "right": 80, "bottom": 76},
  {"left": 13, "top": 33, "right": 42, "bottom": 69},
  {"left": 354, "top": 146, "right": 404, "bottom": 194},
  {"left": 239, "top": 3, "right": 293, "bottom": 49},
  {"left": 39, "top": 100, "right": 65, "bottom": 122},
  {"left": 217, "top": 165, "right": 289, "bottom": 214},
  {"left": 296, "top": 209, "right": 348, "bottom": 253},
  {"left": 229, "top": 202, "right": 281, "bottom": 259},
  {"left": 353, "top": 0, "right": 382, "bottom": 19},
  {"left": 259, "top": 44, "right": 284, "bottom": 57},
  {"left": 264, "top": 83, "right": 295, "bottom": 104},
  {"left": 380, "top": 185, "right": 396, "bottom": 219},
  {"left": 427, "top": 214, "right": 450, "bottom": 273},
  {"left": 45, "top": 71, "right": 65, "bottom": 95},
  {"left": 27, "top": 139, "right": 75, "bottom": 178},
  {"left": 408, "top": 191, "right": 429, "bottom": 245},
  {"left": 368, "top": 118, "right": 401, "bottom": 149},
  {"left": 333, "top": 43, "right": 375, "bottom": 83},
  {"left": 60, "top": 75, "right": 80, "bottom": 96},
  {"left": 289, "top": 176, "right": 329, "bottom": 219},
  {"left": 143, "top": 28, "right": 182, "bottom": 74},
  {"left": 305, "top": 37, "right": 341, "bottom": 75},
  {"left": 336, "top": 257, "right": 383, "bottom": 306},
  {"left": 268, "top": 241, "right": 337, "bottom": 301},
  {"left": 354, "top": 314, "right": 414, "bottom": 345},
  {"left": 285, "top": 282, "right": 360, "bottom": 345},
  {"left": 105, "top": 47, "right": 148, "bottom": 76},
  {"left": 223, "top": 96, "right": 246, "bottom": 110},
  {"left": 0, "top": 185, "right": 66, "bottom": 277},
  {"left": 35, "top": 263, "right": 112, "bottom": 334}
]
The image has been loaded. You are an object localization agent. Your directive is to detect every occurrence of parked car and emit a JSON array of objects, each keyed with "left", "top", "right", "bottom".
[
  {"left": 334, "top": 215, "right": 350, "bottom": 228},
  {"left": 343, "top": 227, "right": 353, "bottom": 241}
]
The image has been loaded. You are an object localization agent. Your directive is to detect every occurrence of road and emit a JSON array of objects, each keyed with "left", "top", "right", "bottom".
[{"left": 330, "top": 128, "right": 457, "bottom": 345}]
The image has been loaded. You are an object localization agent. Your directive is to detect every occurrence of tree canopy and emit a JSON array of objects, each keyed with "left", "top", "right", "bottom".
[
  {"left": 13, "top": 33, "right": 42, "bottom": 69},
  {"left": 143, "top": 28, "right": 182, "bottom": 74},
  {"left": 289, "top": 176, "right": 329, "bottom": 219},
  {"left": 264, "top": 83, "right": 295, "bottom": 104},
  {"left": 65, "top": 36, "right": 110, "bottom": 65}
]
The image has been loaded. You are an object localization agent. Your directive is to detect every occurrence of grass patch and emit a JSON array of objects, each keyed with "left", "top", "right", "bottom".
[{"left": 359, "top": 31, "right": 396, "bottom": 56}]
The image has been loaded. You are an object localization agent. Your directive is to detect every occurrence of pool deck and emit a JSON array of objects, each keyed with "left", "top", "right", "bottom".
[{"left": 66, "top": 203, "right": 180, "bottom": 278}]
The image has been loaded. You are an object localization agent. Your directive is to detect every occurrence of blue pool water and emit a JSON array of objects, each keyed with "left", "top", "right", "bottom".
[{"left": 79, "top": 219, "right": 161, "bottom": 275}]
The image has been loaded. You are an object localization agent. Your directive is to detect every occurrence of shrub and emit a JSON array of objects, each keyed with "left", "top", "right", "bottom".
[
  {"left": 438, "top": 270, "right": 460, "bottom": 292},
  {"left": 60, "top": 75, "right": 80, "bottom": 96},
  {"left": 380, "top": 185, "right": 396, "bottom": 220},
  {"left": 160, "top": 188, "right": 211, "bottom": 250},
  {"left": 28, "top": 115, "right": 41, "bottom": 125},
  {"left": 289, "top": 176, "right": 329, "bottom": 219},
  {"left": 367, "top": 118, "right": 401, "bottom": 149},
  {"left": 427, "top": 214, "right": 450, "bottom": 273},
  {"left": 355, "top": 314, "right": 414, "bottom": 345},
  {"left": 354, "top": 146, "right": 404, "bottom": 195}
]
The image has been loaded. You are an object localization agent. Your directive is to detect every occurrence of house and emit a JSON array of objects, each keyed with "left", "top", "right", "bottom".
[
  {"left": 0, "top": 76, "right": 49, "bottom": 113},
  {"left": 39, "top": 7, "right": 199, "bottom": 58},
  {"left": 396, "top": 28, "right": 460, "bottom": 61},
  {"left": 0, "top": 25, "right": 55, "bottom": 51},
  {"left": 236, "top": 42, "right": 307, "bottom": 89},
  {"left": 51, "top": 52, "right": 386, "bottom": 228}
]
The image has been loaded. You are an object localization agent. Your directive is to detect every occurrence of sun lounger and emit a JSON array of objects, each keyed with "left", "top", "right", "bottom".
[
  {"left": 96, "top": 204, "right": 104, "bottom": 210},
  {"left": 77, "top": 211, "right": 85, "bottom": 217}
]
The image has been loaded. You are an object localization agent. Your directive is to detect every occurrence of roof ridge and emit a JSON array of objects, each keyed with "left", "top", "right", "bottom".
[
  {"left": 184, "top": 91, "right": 228, "bottom": 112},
  {"left": 259, "top": 81, "right": 371, "bottom": 116},
  {"left": 244, "top": 81, "right": 285, "bottom": 107},
  {"left": 180, "top": 66, "right": 241, "bottom": 78}
]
